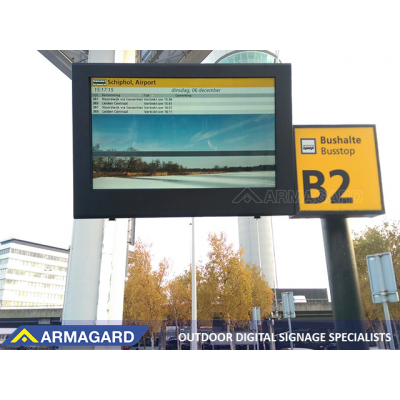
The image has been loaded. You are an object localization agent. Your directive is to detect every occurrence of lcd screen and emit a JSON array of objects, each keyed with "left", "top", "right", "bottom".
[{"left": 91, "top": 77, "right": 275, "bottom": 190}]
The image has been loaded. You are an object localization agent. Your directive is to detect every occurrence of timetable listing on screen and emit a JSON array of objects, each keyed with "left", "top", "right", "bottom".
[{"left": 91, "top": 78, "right": 275, "bottom": 115}]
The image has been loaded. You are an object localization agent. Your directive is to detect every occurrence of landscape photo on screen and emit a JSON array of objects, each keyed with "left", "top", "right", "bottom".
[{"left": 91, "top": 77, "right": 275, "bottom": 189}]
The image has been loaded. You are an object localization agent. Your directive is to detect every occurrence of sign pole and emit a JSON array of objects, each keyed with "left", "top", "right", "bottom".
[
  {"left": 382, "top": 300, "right": 395, "bottom": 350},
  {"left": 282, "top": 292, "right": 295, "bottom": 349},
  {"left": 252, "top": 307, "right": 260, "bottom": 350},
  {"left": 375, "top": 255, "right": 395, "bottom": 350},
  {"left": 321, "top": 217, "right": 369, "bottom": 350},
  {"left": 253, "top": 309, "right": 256, "bottom": 351},
  {"left": 287, "top": 315, "right": 294, "bottom": 350}
]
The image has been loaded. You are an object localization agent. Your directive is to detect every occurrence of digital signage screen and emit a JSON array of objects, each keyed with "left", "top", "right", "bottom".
[
  {"left": 91, "top": 77, "right": 276, "bottom": 190},
  {"left": 73, "top": 64, "right": 294, "bottom": 218}
]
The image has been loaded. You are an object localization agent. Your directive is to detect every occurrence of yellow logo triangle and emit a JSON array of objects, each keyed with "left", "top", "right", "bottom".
[{"left": 11, "top": 328, "right": 38, "bottom": 343}]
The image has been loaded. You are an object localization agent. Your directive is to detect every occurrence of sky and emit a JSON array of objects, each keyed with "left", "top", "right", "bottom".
[
  {"left": 1, "top": 49, "right": 400, "bottom": 291},
  {"left": 92, "top": 113, "right": 275, "bottom": 168},
  {"left": 93, "top": 114, "right": 275, "bottom": 152}
]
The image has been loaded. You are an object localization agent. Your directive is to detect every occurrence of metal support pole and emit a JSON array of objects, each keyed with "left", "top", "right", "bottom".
[
  {"left": 255, "top": 322, "right": 259, "bottom": 351},
  {"left": 268, "top": 320, "right": 276, "bottom": 350},
  {"left": 382, "top": 301, "right": 395, "bottom": 350},
  {"left": 375, "top": 255, "right": 395, "bottom": 350},
  {"left": 255, "top": 217, "right": 262, "bottom": 272},
  {"left": 321, "top": 218, "right": 369, "bottom": 350},
  {"left": 190, "top": 217, "right": 197, "bottom": 350},
  {"left": 288, "top": 316, "right": 294, "bottom": 350},
  {"left": 252, "top": 307, "right": 258, "bottom": 350},
  {"left": 270, "top": 217, "right": 279, "bottom": 318},
  {"left": 253, "top": 307, "right": 260, "bottom": 350}
]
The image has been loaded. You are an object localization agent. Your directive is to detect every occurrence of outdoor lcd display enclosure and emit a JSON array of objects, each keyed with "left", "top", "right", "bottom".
[{"left": 72, "top": 63, "right": 294, "bottom": 218}]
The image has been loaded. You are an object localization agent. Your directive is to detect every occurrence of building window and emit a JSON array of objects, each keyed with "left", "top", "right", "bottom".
[
  {"left": 6, "top": 269, "right": 66, "bottom": 281},
  {"left": 10, "top": 248, "right": 68, "bottom": 263},
  {"left": 8, "top": 258, "right": 67, "bottom": 272}
]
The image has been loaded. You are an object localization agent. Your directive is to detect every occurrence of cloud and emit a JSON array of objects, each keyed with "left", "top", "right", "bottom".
[
  {"left": 187, "top": 116, "right": 270, "bottom": 148},
  {"left": 225, "top": 135, "right": 248, "bottom": 144},
  {"left": 207, "top": 140, "right": 217, "bottom": 151},
  {"left": 116, "top": 133, "right": 134, "bottom": 145},
  {"left": 189, "top": 130, "right": 221, "bottom": 144}
]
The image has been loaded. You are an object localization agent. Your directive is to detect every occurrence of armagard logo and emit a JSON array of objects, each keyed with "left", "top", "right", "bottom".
[
  {"left": 232, "top": 188, "right": 262, "bottom": 204},
  {"left": 11, "top": 328, "right": 38, "bottom": 344},
  {"left": 2, "top": 325, "right": 149, "bottom": 347}
]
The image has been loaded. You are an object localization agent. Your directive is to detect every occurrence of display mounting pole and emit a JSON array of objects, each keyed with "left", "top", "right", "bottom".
[
  {"left": 255, "top": 216, "right": 262, "bottom": 273},
  {"left": 191, "top": 217, "right": 197, "bottom": 350},
  {"left": 321, "top": 217, "right": 369, "bottom": 350}
]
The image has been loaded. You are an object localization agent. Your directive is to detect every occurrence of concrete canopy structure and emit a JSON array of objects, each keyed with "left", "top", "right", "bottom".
[{"left": 39, "top": 50, "right": 212, "bottom": 79}]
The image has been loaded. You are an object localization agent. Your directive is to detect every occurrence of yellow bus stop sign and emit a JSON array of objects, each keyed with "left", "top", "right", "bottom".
[{"left": 294, "top": 125, "right": 384, "bottom": 216}]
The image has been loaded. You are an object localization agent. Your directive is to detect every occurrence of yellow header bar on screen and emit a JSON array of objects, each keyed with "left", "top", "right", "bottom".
[{"left": 91, "top": 78, "right": 275, "bottom": 88}]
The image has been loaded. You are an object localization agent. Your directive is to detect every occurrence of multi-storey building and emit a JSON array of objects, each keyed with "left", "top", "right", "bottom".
[{"left": 0, "top": 238, "right": 69, "bottom": 308}]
